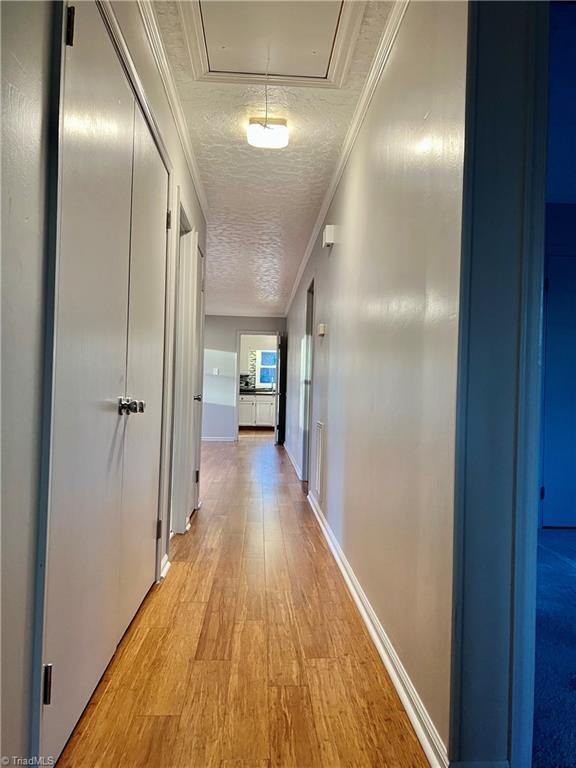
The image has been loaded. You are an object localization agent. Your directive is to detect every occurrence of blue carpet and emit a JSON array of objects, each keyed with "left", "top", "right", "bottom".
[{"left": 533, "top": 530, "right": 576, "bottom": 768}]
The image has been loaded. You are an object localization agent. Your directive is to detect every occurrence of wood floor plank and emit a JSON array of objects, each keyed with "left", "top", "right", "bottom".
[
  {"left": 237, "top": 556, "right": 266, "bottom": 622},
  {"left": 134, "top": 562, "right": 191, "bottom": 628},
  {"left": 269, "top": 685, "right": 323, "bottom": 768},
  {"left": 57, "top": 688, "right": 139, "bottom": 768},
  {"left": 117, "top": 715, "right": 180, "bottom": 767},
  {"left": 222, "top": 619, "right": 269, "bottom": 762},
  {"left": 175, "top": 660, "right": 231, "bottom": 768},
  {"left": 59, "top": 433, "right": 428, "bottom": 768},
  {"left": 195, "top": 575, "right": 240, "bottom": 660}
]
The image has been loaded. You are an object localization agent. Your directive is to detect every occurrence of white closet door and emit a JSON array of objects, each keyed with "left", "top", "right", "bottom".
[
  {"left": 41, "top": 2, "right": 134, "bottom": 759},
  {"left": 171, "top": 230, "right": 197, "bottom": 534},
  {"left": 119, "top": 106, "right": 168, "bottom": 628}
]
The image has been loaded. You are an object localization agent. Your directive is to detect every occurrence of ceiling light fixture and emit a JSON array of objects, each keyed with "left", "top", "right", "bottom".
[
  {"left": 246, "top": 47, "right": 289, "bottom": 149},
  {"left": 247, "top": 117, "right": 289, "bottom": 149}
]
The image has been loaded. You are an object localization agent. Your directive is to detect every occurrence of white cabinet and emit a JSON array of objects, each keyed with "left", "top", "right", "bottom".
[
  {"left": 239, "top": 394, "right": 276, "bottom": 427},
  {"left": 256, "top": 395, "right": 276, "bottom": 427},
  {"left": 239, "top": 395, "right": 255, "bottom": 426}
]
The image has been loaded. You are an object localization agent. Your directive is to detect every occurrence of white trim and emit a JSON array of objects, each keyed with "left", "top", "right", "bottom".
[
  {"left": 201, "top": 436, "right": 236, "bottom": 442},
  {"left": 314, "top": 421, "right": 324, "bottom": 499},
  {"left": 235, "top": 330, "right": 280, "bottom": 439},
  {"left": 159, "top": 554, "right": 171, "bottom": 580},
  {"left": 284, "top": 0, "right": 410, "bottom": 315},
  {"left": 307, "top": 490, "right": 449, "bottom": 768},
  {"left": 136, "top": 1, "right": 209, "bottom": 217},
  {"left": 205, "top": 309, "right": 287, "bottom": 319},
  {"left": 179, "top": 0, "right": 365, "bottom": 90},
  {"left": 284, "top": 443, "right": 303, "bottom": 480}
]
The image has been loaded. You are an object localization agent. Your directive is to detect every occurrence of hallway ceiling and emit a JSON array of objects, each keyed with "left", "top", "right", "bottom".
[{"left": 154, "top": 1, "right": 393, "bottom": 316}]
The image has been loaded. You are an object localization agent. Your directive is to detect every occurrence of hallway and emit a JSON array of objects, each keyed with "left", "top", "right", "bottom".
[{"left": 58, "top": 435, "right": 427, "bottom": 767}]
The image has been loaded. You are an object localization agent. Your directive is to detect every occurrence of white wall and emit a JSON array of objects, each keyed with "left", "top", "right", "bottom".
[
  {"left": 285, "top": 0, "right": 467, "bottom": 749},
  {"left": 203, "top": 316, "right": 286, "bottom": 440},
  {"left": 1, "top": 1, "right": 206, "bottom": 755}
]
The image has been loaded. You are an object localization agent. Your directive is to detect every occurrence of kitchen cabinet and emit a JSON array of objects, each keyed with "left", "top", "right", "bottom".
[
  {"left": 239, "top": 395, "right": 255, "bottom": 426},
  {"left": 256, "top": 396, "right": 276, "bottom": 427},
  {"left": 239, "top": 394, "right": 276, "bottom": 427}
]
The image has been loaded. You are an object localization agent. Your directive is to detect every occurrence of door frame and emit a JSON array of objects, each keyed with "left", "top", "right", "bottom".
[
  {"left": 190, "top": 240, "right": 205, "bottom": 514},
  {"left": 301, "top": 281, "right": 315, "bottom": 483},
  {"left": 449, "top": 3, "right": 549, "bottom": 766},
  {"left": 31, "top": 0, "right": 175, "bottom": 756},
  {"left": 235, "top": 330, "right": 281, "bottom": 440},
  {"left": 169, "top": 207, "right": 197, "bottom": 536}
]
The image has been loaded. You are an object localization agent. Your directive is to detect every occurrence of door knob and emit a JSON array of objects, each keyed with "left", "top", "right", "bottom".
[
  {"left": 127, "top": 398, "right": 138, "bottom": 414},
  {"left": 194, "top": 395, "right": 202, "bottom": 402},
  {"left": 118, "top": 397, "right": 131, "bottom": 415}
]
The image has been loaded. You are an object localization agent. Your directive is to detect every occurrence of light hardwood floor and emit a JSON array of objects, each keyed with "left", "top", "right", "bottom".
[{"left": 58, "top": 433, "right": 428, "bottom": 767}]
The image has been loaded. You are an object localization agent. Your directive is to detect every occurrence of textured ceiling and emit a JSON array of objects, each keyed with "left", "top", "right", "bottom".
[{"left": 155, "top": 1, "right": 393, "bottom": 316}]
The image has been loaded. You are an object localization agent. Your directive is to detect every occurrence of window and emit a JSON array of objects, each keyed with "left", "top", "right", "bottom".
[{"left": 257, "top": 350, "right": 277, "bottom": 387}]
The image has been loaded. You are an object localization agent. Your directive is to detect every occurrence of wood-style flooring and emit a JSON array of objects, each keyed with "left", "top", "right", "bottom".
[{"left": 58, "top": 433, "right": 428, "bottom": 767}]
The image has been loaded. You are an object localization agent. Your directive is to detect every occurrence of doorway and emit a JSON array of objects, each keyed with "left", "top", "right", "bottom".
[
  {"left": 170, "top": 211, "right": 205, "bottom": 536},
  {"left": 533, "top": 4, "right": 576, "bottom": 765},
  {"left": 237, "top": 332, "right": 279, "bottom": 442},
  {"left": 301, "top": 281, "right": 314, "bottom": 483}
]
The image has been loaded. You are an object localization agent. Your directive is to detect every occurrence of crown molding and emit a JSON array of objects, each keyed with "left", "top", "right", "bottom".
[
  {"left": 179, "top": 0, "right": 365, "bottom": 90},
  {"left": 136, "top": 0, "right": 209, "bottom": 218},
  {"left": 284, "top": 0, "right": 410, "bottom": 315}
]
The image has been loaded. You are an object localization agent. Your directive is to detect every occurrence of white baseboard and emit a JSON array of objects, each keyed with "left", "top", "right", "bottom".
[
  {"left": 159, "top": 554, "right": 171, "bottom": 580},
  {"left": 284, "top": 442, "right": 302, "bottom": 480},
  {"left": 307, "top": 491, "right": 449, "bottom": 768},
  {"left": 201, "top": 436, "right": 236, "bottom": 442}
]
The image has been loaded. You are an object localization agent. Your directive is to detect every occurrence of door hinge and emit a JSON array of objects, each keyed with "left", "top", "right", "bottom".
[
  {"left": 156, "top": 519, "right": 162, "bottom": 540},
  {"left": 166, "top": 210, "right": 172, "bottom": 230},
  {"left": 42, "top": 664, "right": 53, "bottom": 706},
  {"left": 195, "top": 469, "right": 200, "bottom": 484},
  {"left": 540, "top": 486, "right": 545, "bottom": 501},
  {"left": 66, "top": 6, "right": 75, "bottom": 47}
]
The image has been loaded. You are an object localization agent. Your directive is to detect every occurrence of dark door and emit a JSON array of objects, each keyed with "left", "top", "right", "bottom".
[
  {"left": 542, "top": 254, "right": 576, "bottom": 526},
  {"left": 275, "top": 333, "right": 288, "bottom": 445}
]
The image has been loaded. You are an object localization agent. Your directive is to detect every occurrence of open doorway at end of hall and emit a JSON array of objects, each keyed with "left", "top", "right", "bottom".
[
  {"left": 533, "top": 3, "right": 576, "bottom": 766},
  {"left": 237, "top": 331, "right": 286, "bottom": 444}
]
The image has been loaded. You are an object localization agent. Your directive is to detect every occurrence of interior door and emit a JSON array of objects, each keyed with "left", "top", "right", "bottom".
[
  {"left": 119, "top": 106, "right": 169, "bottom": 628},
  {"left": 191, "top": 247, "right": 206, "bottom": 510},
  {"left": 542, "top": 255, "right": 576, "bottom": 526},
  {"left": 171, "top": 230, "right": 198, "bottom": 534},
  {"left": 41, "top": 3, "right": 134, "bottom": 758}
]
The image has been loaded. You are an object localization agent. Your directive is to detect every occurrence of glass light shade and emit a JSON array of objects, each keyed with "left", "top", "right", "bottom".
[{"left": 247, "top": 118, "right": 289, "bottom": 149}]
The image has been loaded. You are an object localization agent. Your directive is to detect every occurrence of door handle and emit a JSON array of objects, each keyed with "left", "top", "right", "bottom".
[
  {"left": 119, "top": 397, "right": 146, "bottom": 414},
  {"left": 194, "top": 395, "right": 202, "bottom": 402}
]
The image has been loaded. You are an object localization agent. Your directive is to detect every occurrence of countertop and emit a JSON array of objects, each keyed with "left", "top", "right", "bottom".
[{"left": 239, "top": 390, "right": 277, "bottom": 396}]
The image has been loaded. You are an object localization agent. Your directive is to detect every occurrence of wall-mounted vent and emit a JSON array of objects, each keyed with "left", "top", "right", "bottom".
[{"left": 315, "top": 422, "right": 324, "bottom": 500}]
